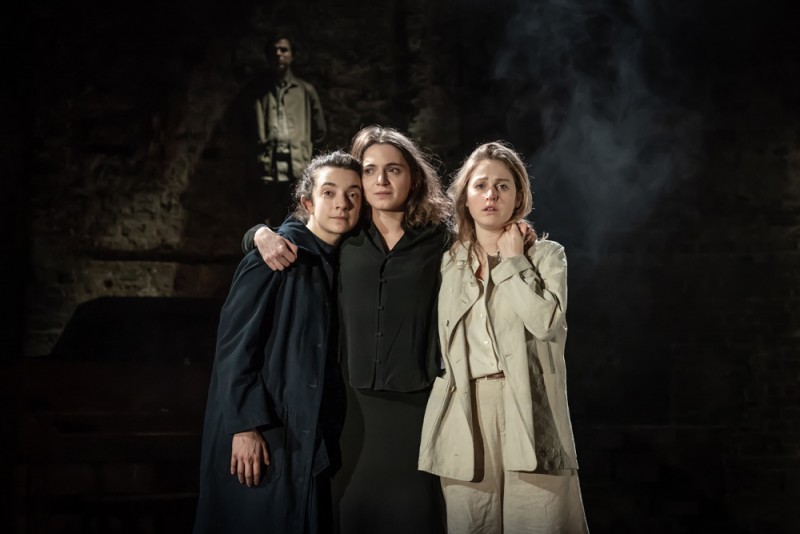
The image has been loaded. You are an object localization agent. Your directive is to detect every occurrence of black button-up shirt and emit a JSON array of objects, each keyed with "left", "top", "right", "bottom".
[
  {"left": 243, "top": 220, "right": 450, "bottom": 393},
  {"left": 339, "top": 222, "right": 449, "bottom": 392}
]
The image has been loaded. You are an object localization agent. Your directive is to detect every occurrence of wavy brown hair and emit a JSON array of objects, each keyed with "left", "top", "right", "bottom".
[
  {"left": 448, "top": 141, "right": 534, "bottom": 263},
  {"left": 350, "top": 125, "right": 450, "bottom": 227}
]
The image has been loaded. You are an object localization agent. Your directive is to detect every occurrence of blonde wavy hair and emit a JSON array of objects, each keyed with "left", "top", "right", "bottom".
[{"left": 448, "top": 141, "right": 535, "bottom": 263}]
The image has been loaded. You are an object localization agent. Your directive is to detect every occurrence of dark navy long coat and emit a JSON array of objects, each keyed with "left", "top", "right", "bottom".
[{"left": 194, "top": 219, "right": 345, "bottom": 534}]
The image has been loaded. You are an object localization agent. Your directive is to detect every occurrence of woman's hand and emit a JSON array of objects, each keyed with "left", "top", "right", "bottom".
[
  {"left": 255, "top": 227, "right": 298, "bottom": 271},
  {"left": 231, "top": 430, "right": 270, "bottom": 487},
  {"left": 520, "top": 220, "right": 538, "bottom": 245},
  {"left": 497, "top": 222, "right": 526, "bottom": 260}
]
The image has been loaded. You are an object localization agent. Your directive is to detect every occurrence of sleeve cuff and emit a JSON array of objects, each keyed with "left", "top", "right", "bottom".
[
  {"left": 224, "top": 414, "right": 272, "bottom": 436},
  {"left": 493, "top": 254, "right": 536, "bottom": 283}
]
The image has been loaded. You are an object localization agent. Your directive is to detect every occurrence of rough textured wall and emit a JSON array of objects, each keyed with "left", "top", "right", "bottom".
[
  {"left": 22, "top": 0, "right": 458, "bottom": 356},
  {"left": 8, "top": 0, "right": 800, "bottom": 532},
  {"left": 25, "top": 1, "right": 251, "bottom": 354}
]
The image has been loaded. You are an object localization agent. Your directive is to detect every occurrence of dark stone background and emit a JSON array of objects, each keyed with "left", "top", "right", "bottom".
[{"left": 2, "top": 0, "right": 799, "bottom": 532}]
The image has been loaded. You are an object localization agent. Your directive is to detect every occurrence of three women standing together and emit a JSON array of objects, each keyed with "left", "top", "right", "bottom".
[{"left": 196, "top": 125, "right": 589, "bottom": 533}]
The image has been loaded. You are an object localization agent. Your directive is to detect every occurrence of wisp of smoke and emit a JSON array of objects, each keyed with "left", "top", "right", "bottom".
[{"left": 495, "top": 0, "right": 702, "bottom": 259}]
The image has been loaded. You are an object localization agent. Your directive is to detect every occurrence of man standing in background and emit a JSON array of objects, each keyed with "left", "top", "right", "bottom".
[{"left": 255, "top": 34, "right": 326, "bottom": 223}]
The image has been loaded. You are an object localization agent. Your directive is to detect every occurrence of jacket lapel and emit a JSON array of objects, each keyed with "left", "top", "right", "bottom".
[{"left": 443, "top": 249, "right": 480, "bottom": 350}]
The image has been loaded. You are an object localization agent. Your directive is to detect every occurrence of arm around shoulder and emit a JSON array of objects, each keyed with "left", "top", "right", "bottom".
[
  {"left": 241, "top": 223, "right": 299, "bottom": 271},
  {"left": 242, "top": 223, "right": 268, "bottom": 253}
]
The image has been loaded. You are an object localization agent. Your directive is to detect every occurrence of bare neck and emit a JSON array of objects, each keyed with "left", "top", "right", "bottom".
[
  {"left": 371, "top": 208, "right": 405, "bottom": 251},
  {"left": 475, "top": 226, "right": 503, "bottom": 256}
]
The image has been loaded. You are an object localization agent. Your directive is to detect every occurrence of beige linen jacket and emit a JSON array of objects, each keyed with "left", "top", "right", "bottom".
[{"left": 418, "top": 239, "right": 579, "bottom": 481}]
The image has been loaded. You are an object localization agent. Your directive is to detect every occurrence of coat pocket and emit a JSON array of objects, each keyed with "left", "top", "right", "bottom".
[{"left": 418, "top": 376, "right": 453, "bottom": 456}]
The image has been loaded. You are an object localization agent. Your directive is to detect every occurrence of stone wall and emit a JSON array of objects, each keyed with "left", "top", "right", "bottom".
[
  {"left": 21, "top": 0, "right": 460, "bottom": 355},
  {"left": 8, "top": 0, "right": 800, "bottom": 532}
]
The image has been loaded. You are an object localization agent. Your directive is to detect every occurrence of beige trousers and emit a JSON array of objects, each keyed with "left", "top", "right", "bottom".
[{"left": 440, "top": 378, "right": 589, "bottom": 534}]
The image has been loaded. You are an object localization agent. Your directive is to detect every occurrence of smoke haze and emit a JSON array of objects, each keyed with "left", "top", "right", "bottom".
[{"left": 494, "top": 0, "right": 705, "bottom": 258}]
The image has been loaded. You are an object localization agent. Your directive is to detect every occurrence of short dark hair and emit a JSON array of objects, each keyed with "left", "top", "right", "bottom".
[
  {"left": 292, "top": 151, "right": 363, "bottom": 222},
  {"left": 268, "top": 32, "right": 297, "bottom": 55}
]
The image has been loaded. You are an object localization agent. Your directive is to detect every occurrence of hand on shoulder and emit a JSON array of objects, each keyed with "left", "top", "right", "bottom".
[{"left": 255, "top": 226, "right": 298, "bottom": 271}]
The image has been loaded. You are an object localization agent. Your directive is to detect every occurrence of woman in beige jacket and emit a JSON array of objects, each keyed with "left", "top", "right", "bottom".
[{"left": 418, "top": 142, "right": 589, "bottom": 533}]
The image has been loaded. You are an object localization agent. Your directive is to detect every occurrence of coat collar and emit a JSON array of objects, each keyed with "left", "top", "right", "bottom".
[
  {"left": 278, "top": 69, "right": 299, "bottom": 88},
  {"left": 278, "top": 219, "right": 339, "bottom": 290},
  {"left": 441, "top": 243, "right": 482, "bottom": 348},
  {"left": 266, "top": 69, "right": 300, "bottom": 99}
]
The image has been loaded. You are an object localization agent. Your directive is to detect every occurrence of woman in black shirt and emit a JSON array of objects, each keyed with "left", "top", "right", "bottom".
[{"left": 246, "top": 125, "right": 450, "bottom": 533}]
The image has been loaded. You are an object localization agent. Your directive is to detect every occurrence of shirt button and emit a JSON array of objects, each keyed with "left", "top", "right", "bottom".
[
  {"left": 378, "top": 306, "right": 385, "bottom": 311},
  {"left": 376, "top": 332, "right": 383, "bottom": 337},
  {"left": 484, "top": 339, "right": 490, "bottom": 345},
  {"left": 480, "top": 313, "right": 485, "bottom": 318},
  {"left": 379, "top": 278, "right": 387, "bottom": 284}
]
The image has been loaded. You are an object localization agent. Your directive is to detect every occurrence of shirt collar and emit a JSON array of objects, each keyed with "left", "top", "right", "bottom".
[
  {"left": 365, "top": 221, "right": 432, "bottom": 252},
  {"left": 278, "top": 69, "right": 298, "bottom": 88}
]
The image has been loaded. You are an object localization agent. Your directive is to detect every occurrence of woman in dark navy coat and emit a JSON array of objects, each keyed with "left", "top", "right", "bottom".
[{"left": 193, "top": 151, "right": 364, "bottom": 534}]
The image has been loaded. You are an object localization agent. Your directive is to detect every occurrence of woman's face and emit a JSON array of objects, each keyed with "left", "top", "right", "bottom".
[
  {"left": 361, "top": 143, "right": 414, "bottom": 214},
  {"left": 466, "top": 159, "right": 518, "bottom": 232},
  {"left": 304, "top": 166, "right": 363, "bottom": 245}
]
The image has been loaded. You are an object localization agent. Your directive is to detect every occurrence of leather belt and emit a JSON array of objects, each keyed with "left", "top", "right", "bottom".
[{"left": 472, "top": 371, "right": 505, "bottom": 381}]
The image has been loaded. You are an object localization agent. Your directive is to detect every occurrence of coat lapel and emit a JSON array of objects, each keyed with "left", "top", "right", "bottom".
[{"left": 443, "top": 250, "right": 480, "bottom": 350}]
